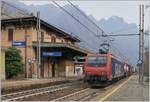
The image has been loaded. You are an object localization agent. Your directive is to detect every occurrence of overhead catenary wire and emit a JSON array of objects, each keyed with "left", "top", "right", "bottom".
[
  {"left": 110, "top": 44, "right": 131, "bottom": 64},
  {"left": 66, "top": 0, "right": 133, "bottom": 63},
  {"left": 2, "top": 0, "right": 133, "bottom": 64},
  {"left": 1, "top": 1, "right": 95, "bottom": 53},
  {"left": 1, "top": 0, "right": 115, "bottom": 55},
  {"left": 65, "top": 6, "right": 141, "bottom": 38},
  {"left": 2, "top": 0, "right": 31, "bottom": 16},
  {"left": 66, "top": 2, "right": 124, "bottom": 50},
  {"left": 108, "top": 26, "right": 139, "bottom": 34},
  {"left": 52, "top": 0, "right": 105, "bottom": 45},
  {"left": 1, "top": 1, "right": 33, "bottom": 20},
  {"left": 52, "top": 0, "right": 116, "bottom": 54},
  {"left": 67, "top": 0, "right": 104, "bottom": 34},
  {"left": 1, "top": 12, "right": 15, "bottom": 18},
  {"left": 52, "top": 23, "right": 98, "bottom": 51},
  {"left": 96, "top": 33, "right": 139, "bottom": 37},
  {"left": 67, "top": 0, "right": 114, "bottom": 42}
]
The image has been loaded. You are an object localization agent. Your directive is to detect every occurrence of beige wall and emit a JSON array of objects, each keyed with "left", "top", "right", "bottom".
[
  {"left": 43, "top": 60, "right": 52, "bottom": 78},
  {"left": 65, "top": 60, "right": 75, "bottom": 77},
  {"left": 42, "top": 59, "right": 73, "bottom": 78},
  {"left": 1, "top": 27, "right": 37, "bottom": 78},
  {"left": 1, "top": 24, "right": 77, "bottom": 78},
  {"left": 41, "top": 59, "right": 76, "bottom": 78},
  {"left": 56, "top": 37, "right": 62, "bottom": 43},
  {"left": 1, "top": 23, "right": 77, "bottom": 47},
  {"left": 31, "top": 28, "right": 71, "bottom": 44},
  {"left": 0, "top": 50, "right": 5, "bottom": 80},
  {"left": 58, "top": 60, "right": 66, "bottom": 77},
  {"left": 44, "top": 32, "right": 52, "bottom": 42},
  {"left": 1, "top": 29, "right": 12, "bottom": 47}
]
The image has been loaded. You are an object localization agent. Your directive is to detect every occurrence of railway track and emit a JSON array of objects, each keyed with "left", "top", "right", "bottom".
[
  {"left": 2, "top": 77, "right": 128, "bottom": 101},
  {"left": 52, "top": 88, "right": 105, "bottom": 101},
  {"left": 1, "top": 80, "right": 83, "bottom": 101},
  {"left": 52, "top": 78, "right": 126, "bottom": 101}
]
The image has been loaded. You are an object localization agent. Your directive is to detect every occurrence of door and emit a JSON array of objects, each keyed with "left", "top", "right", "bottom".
[
  {"left": 40, "top": 59, "right": 44, "bottom": 78},
  {"left": 52, "top": 62, "right": 55, "bottom": 77},
  {"left": 28, "top": 63, "right": 32, "bottom": 78}
]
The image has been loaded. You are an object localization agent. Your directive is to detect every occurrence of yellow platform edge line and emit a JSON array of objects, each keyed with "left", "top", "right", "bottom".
[{"left": 99, "top": 76, "right": 132, "bottom": 102}]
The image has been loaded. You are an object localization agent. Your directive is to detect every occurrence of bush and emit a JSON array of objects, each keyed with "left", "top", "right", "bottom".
[{"left": 5, "top": 47, "right": 24, "bottom": 78}]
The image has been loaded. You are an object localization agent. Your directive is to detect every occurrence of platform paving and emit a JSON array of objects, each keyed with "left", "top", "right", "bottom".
[
  {"left": 1, "top": 77, "right": 69, "bottom": 94},
  {"left": 2, "top": 78, "right": 66, "bottom": 88},
  {"left": 104, "top": 75, "right": 149, "bottom": 101}
]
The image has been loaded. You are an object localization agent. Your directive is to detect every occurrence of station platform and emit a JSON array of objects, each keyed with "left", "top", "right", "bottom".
[
  {"left": 1, "top": 77, "right": 82, "bottom": 94},
  {"left": 101, "top": 75, "right": 149, "bottom": 101}
]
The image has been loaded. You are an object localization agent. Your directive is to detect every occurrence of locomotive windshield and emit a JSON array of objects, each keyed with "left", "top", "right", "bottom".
[{"left": 87, "top": 56, "right": 106, "bottom": 67}]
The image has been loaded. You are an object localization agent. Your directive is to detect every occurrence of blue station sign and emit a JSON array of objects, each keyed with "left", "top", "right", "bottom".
[
  {"left": 42, "top": 52, "right": 62, "bottom": 57},
  {"left": 12, "top": 41, "right": 26, "bottom": 47}
]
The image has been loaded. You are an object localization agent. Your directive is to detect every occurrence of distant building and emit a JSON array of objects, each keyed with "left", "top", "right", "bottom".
[{"left": 1, "top": 17, "right": 89, "bottom": 79}]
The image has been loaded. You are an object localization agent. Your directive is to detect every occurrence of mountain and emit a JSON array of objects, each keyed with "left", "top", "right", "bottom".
[
  {"left": 98, "top": 16, "right": 139, "bottom": 65},
  {"left": 1, "top": 0, "right": 31, "bottom": 19},
  {"left": 98, "top": 16, "right": 138, "bottom": 34},
  {"left": 1, "top": 0, "right": 139, "bottom": 65}
]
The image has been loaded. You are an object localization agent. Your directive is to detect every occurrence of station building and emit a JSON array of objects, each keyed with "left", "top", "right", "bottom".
[{"left": 1, "top": 16, "right": 89, "bottom": 79}]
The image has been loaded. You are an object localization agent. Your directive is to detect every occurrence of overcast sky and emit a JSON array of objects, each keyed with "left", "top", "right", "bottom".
[{"left": 20, "top": 0, "right": 149, "bottom": 30}]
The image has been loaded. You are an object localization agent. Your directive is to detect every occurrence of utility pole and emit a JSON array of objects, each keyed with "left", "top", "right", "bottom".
[
  {"left": 138, "top": 5, "right": 144, "bottom": 84},
  {"left": 36, "top": 11, "right": 41, "bottom": 79},
  {"left": 141, "top": 5, "right": 144, "bottom": 83},
  {"left": 138, "top": 4, "right": 141, "bottom": 83},
  {"left": 25, "top": 27, "right": 28, "bottom": 79}
]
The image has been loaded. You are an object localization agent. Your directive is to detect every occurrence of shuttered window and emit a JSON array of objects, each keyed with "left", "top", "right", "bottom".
[
  {"left": 8, "top": 29, "right": 13, "bottom": 41},
  {"left": 41, "top": 32, "right": 44, "bottom": 42},
  {"left": 51, "top": 36, "right": 56, "bottom": 43}
]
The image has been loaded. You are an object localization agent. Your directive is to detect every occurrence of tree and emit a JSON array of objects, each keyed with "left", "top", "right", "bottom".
[{"left": 5, "top": 47, "right": 24, "bottom": 78}]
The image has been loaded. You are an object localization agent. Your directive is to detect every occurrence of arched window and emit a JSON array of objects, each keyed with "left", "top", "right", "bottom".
[
  {"left": 8, "top": 29, "right": 13, "bottom": 41},
  {"left": 51, "top": 35, "right": 56, "bottom": 43},
  {"left": 41, "top": 32, "right": 44, "bottom": 42}
]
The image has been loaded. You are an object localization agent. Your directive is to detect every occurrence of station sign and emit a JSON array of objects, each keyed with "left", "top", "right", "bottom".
[
  {"left": 12, "top": 41, "right": 26, "bottom": 47},
  {"left": 42, "top": 52, "right": 62, "bottom": 57}
]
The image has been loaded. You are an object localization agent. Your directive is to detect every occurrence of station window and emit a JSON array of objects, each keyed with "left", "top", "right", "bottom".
[
  {"left": 61, "top": 39, "right": 64, "bottom": 43},
  {"left": 51, "top": 36, "right": 56, "bottom": 43},
  {"left": 8, "top": 29, "right": 13, "bottom": 41},
  {"left": 41, "top": 32, "right": 44, "bottom": 42}
]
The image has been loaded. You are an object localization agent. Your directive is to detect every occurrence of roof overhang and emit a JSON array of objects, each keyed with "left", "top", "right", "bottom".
[{"left": 32, "top": 42, "right": 89, "bottom": 56}]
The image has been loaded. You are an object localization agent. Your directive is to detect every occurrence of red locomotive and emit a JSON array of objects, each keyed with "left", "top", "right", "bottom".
[{"left": 84, "top": 53, "right": 133, "bottom": 86}]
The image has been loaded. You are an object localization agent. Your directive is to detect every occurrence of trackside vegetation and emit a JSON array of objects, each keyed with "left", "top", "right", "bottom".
[{"left": 5, "top": 47, "right": 24, "bottom": 79}]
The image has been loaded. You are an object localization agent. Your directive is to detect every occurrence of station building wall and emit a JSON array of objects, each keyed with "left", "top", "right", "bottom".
[
  {"left": 1, "top": 26, "right": 78, "bottom": 78},
  {"left": 65, "top": 60, "right": 75, "bottom": 77},
  {"left": 0, "top": 50, "right": 5, "bottom": 80},
  {"left": 1, "top": 23, "right": 80, "bottom": 78}
]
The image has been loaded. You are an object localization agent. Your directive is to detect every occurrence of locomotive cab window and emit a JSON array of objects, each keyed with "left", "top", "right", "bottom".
[{"left": 87, "top": 56, "right": 106, "bottom": 67}]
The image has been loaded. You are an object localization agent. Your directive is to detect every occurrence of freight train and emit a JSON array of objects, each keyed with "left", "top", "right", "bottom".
[{"left": 84, "top": 53, "right": 134, "bottom": 86}]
